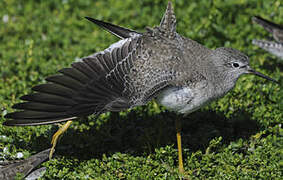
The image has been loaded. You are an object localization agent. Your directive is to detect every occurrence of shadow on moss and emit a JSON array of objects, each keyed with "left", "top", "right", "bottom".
[{"left": 22, "top": 108, "right": 260, "bottom": 160}]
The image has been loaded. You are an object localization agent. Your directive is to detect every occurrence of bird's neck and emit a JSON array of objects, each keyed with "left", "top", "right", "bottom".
[{"left": 207, "top": 69, "right": 236, "bottom": 99}]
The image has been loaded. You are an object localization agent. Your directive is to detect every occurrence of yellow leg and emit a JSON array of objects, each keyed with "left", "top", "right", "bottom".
[
  {"left": 49, "top": 120, "right": 73, "bottom": 159},
  {"left": 175, "top": 117, "right": 184, "bottom": 174}
]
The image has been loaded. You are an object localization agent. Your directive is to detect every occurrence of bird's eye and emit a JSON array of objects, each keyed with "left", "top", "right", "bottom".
[{"left": 232, "top": 62, "right": 240, "bottom": 68}]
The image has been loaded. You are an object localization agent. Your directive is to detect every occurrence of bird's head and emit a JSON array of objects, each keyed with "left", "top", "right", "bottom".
[{"left": 211, "top": 47, "right": 277, "bottom": 85}]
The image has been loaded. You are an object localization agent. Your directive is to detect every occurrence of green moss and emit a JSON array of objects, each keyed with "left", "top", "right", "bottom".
[{"left": 0, "top": 0, "right": 282, "bottom": 179}]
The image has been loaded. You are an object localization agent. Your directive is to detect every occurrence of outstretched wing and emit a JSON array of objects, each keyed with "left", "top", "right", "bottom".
[
  {"left": 252, "top": 39, "right": 283, "bottom": 59},
  {"left": 66, "top": 33, "right": 181, "bottom": 116},
  {"left": 253, "top": 16, "right": 283, "bottom": 43},
  {"left": 253, "top": 16, "right": 283, "bottom": 33},
  {"left": 4, "top": 31, "right": 180, "bottom": 126},
  {"left": 0, "top": 149, "right": 50, "bottom": 180},
  {"left": 4, "top": 37, "right": 140, "bottom": 126}
]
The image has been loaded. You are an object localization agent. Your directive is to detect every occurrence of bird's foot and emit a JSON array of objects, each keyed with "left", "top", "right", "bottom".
[{"left": 49, "top": 120, "right": 73, "bottom": 159}]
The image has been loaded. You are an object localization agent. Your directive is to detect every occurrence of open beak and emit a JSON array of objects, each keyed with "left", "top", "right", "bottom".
[{"left": 247, "top": 67, "right": 278, "bottom": 84}]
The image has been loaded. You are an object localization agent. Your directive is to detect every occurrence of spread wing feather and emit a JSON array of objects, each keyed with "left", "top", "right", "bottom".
[
  {"left": 4, "top": 29, "right": 178, "bottom": 126},
  {"left": 85, "top": 17, "right": 141, "bottom": 39},
  {"left": 4, "top": 37, "right": 137, "bottom": 126}
]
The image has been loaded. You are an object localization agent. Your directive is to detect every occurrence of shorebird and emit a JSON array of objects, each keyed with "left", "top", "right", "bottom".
[
  {"left": 252, "top": 16, "right": 283, "bottom": 59},
  {"left": 3, "top": 2, "right": 277, "bottom": 173},
  {"left": 0, "top": 149, "right": 50, "bottom": 180}
]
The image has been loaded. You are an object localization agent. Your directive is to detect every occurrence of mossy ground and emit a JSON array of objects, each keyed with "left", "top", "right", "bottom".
[{"left": 0, "top": 0, "right": 282, "bottom": 179}]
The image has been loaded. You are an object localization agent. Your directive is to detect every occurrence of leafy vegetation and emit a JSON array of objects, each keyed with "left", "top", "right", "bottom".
[{"left": 0, "top": 0, "right": 282, "bottom": 179}]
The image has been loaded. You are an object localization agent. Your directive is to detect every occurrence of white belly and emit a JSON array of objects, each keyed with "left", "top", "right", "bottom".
[{"left": 156, "top": 85, "right": 211, "bottom": 115}]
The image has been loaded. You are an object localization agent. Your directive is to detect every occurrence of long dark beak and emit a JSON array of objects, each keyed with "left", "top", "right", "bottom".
[{"left": 247, "top": 68, "right": 278, "bottom": 84}]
